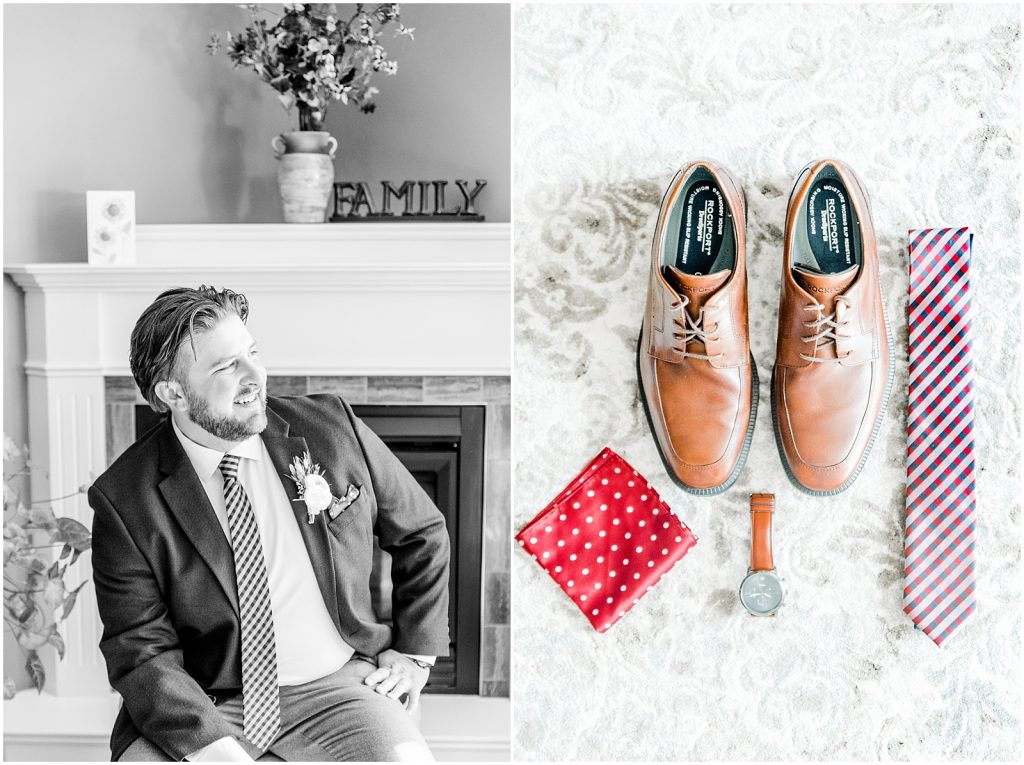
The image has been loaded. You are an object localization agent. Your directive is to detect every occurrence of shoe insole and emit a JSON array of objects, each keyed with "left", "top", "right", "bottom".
[
  {"left": 675, "top": 178, "right": 729, "bottom": 275},
  {"left": 804, "top": 177, "right": 856, "bottom": 272}
]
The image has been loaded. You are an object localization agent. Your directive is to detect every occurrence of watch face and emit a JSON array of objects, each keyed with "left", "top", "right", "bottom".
[{"left": 739, "top": 571, "right": 784, "bottom": 616}]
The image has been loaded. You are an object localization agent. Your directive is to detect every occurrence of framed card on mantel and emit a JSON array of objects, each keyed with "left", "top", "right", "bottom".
[
  {"left": 331, "top": 179, "right": 486, "bottom": 222},
  {"left": 86, "top": 191, "right": 136, "bottom": 264}
]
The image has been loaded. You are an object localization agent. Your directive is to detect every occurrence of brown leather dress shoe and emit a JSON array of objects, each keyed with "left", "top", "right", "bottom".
[
  {"left": 637, "top": 160, "right": 757, "bottom": 495},
  {"left": 772, "top": 159, "right": 894, "bottom": 495}
]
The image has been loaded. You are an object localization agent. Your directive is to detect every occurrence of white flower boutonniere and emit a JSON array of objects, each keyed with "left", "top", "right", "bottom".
[{"left": 287, "top": 452, "right": 335, "bottom": 524}]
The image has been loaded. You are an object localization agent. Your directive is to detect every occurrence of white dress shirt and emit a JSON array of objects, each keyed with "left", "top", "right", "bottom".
[
  {"left": 175, "top": 421, "right": 355, "bottom": 761},
  {"left": 170, "top": 421, "right": 432, "bottom": 761},
  {"left": 172, "top": 419, "right": 355, "bottom": 685}
]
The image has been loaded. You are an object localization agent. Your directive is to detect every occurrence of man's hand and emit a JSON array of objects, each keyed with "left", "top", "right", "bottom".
[{"left": 363, "top": 650, "right": 430, "bottom": 712}]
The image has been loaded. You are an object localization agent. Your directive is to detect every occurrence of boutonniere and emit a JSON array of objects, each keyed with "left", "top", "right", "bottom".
[
  {"left": 287, "top": 452, "right": 336, "bottom": 524},
  {"left": 286, "top": 451, "right": 362, "bottom": 524}
]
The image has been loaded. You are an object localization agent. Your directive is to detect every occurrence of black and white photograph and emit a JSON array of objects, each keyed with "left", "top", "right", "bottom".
[{"left": 3, "top": 3, "right": 510, "bottom": 761}]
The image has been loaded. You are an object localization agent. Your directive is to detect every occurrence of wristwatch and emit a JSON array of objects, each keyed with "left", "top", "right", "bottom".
[{"left": 739, "top": 493, "right": 784, "bottom": 617}]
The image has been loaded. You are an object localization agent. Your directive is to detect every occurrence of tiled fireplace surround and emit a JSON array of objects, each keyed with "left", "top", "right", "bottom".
[{"left": 105, "top": 373, "right": 511, "bottom": 697}]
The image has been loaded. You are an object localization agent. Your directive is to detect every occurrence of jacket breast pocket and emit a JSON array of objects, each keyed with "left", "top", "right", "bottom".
[{"left": 326, "top": 487, "right": 369, "bottom": 535}]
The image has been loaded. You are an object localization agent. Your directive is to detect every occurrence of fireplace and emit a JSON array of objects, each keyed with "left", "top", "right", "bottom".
[{"left": 353, "top": 404, "right": 484, "bottom": 693}]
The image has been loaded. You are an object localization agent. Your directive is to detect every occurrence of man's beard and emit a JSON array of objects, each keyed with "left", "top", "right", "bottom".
[{"left": 182, "top": 383, "right": 267, "bottom": 443}]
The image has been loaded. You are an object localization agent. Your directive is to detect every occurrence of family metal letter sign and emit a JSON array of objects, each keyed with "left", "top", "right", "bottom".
[{"left": 331, "top": 179, "right": 487, "bottom": 221}]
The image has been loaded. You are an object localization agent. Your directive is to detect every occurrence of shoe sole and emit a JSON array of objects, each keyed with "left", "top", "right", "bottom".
[
  {"left": 635, "top": 328, "right": 760, "bottom": 496},
  {"left": 770, "top": 158, "right": 895, "bottom": 496}
]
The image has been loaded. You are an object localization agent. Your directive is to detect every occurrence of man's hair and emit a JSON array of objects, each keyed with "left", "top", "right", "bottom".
[{"left": 130, "top": 285, "right": 250, "bottom": 413}]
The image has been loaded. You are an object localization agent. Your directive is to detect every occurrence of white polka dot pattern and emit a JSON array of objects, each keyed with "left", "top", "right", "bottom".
[{"left": 515, "top": 447, "right": 699, "bottom": 632}]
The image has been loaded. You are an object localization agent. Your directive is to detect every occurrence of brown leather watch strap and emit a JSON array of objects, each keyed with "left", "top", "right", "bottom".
[{"left": 749, "top": 493, "right": 775, "bottom": 571}]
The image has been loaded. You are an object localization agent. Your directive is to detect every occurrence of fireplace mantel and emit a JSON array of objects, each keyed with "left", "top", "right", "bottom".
[
  {"left": 6, "top": 222, "right": 511, "bottom": 377},
  {"left": 3, "top": 223, "right": 511, "bottom": 758},
  {"left": 10, "top": 221, "right": 510, "bottom": 274}
]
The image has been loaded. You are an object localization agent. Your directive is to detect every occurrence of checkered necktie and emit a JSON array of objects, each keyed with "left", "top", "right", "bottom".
[
  {"left": 903, "top": 227, "right": 975, "bottom": 646},
  {"left": 219, "top": 454, "right": 281, "bottom": 749}
]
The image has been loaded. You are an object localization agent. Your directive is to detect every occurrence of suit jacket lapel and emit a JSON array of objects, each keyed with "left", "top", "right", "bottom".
[
  {"left": 262, "top": 404, "right": 342, "bottom": 628},
  {"left": 156, "top": 421, "right": 240, "bottom": 618}
]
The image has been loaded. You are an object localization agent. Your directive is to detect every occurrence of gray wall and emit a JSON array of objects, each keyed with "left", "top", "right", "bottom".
[
  {"left": 3, "top": 1, "right": 510, "bottom": 470},
  {"left": 2, "top": 2, "right": 509, "bottom": 690}
]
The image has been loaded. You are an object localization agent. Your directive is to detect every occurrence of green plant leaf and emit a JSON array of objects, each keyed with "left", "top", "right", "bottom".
[
  {"left": 3, "top": 481, "right": 18, "bottom": 509},
  {"left": 308, "top": 4, "right": 335, "bottom": 21},
  {"left": 3, "top": 676, "right": 15, "bottom": 699},
  {"left": 25, "top": 651, "right": 44, "bottom": 693},
  {"left": 3, "top": 538, "right": 16, "bottom": 566},
  {"left": 5, "top": 512, "right": 30, "bottom": 538},
  {"left": 3, "top": 433, "right": 22, "bottom": 462},
  {"left": 13, "top": 500, "right": 30, "bottom": 523},
  {"left": 59, "top": 543, "right": 72, "bottom": 560},
  {"left": 47, "top": 560, "right": 60, "bottom": 578},
  {"left": 42, "top": 576, "right": 65, "bottom": 610},
  {"left": 28, "top": 505, "right": 57, "bottom": 530},
  {"left": 61, "top": 580, "right": 88, "bottom": 621},
  {"left": 55, "top": 517, "right": 91, "bottom": 551},
  {"left": 16, "top": 610, "right": 52, "bottom": 651},
  {"left": 47, "top": 630, "right": 65, "bottom": 660},
  {"left": 8, "top": 592, "right": 34, "bottom": 622},
  {"left": 277, "top": 91, "right": 296, "bottom": 112}
]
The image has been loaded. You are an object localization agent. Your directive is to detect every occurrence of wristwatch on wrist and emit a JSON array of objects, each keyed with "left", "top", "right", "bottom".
[
  {"left": 409, "top": 658, "right": 432, "bottom": 670},
  {"left": 739, "top": 493, "right": 784, "bottom": 617}
]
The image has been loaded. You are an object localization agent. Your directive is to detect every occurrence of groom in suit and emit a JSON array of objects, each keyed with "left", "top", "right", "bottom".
[{"left": 89, "top": 286, "right": 450, "bottom": 762}]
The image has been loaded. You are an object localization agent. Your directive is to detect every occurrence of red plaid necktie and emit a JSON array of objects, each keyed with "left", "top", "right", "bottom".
[{"left": 903, "top": 227, "right": 975, "bottom": 646}]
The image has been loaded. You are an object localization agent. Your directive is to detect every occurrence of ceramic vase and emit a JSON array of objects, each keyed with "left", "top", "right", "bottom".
[{"left": 272, "top": 131, "right": 339, "bottom": 223}]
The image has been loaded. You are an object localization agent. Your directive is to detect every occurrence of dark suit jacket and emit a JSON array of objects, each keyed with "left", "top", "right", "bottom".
[{"left": 89, "top": 394, "right": 451, "bottom": 761}]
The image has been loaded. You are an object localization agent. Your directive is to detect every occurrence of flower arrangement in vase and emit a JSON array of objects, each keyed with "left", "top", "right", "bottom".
[{"left": 209, "top": 3, "right": 413, "bottom": 222}]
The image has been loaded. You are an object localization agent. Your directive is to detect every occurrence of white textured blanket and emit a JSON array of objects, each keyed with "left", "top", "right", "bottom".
[{"left": 512, "top": 3, "right": 1020, "bottom": 760}]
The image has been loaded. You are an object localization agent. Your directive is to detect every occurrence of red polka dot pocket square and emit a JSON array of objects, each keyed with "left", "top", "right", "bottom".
[{"left": 516, "top": 447, "right": 698, "bottom": 632}]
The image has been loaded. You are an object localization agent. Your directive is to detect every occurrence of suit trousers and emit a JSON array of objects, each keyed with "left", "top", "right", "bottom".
[{"left": 117, "top": 656, "right": 433, "bottom": 762}]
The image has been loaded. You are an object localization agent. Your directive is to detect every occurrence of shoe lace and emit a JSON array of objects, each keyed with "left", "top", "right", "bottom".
[
  {"left": 670, "top": 295, "right": 723, "bottom": 361},
  {"left": 800, "top": 296, "right": 852, "bottom": 363}
]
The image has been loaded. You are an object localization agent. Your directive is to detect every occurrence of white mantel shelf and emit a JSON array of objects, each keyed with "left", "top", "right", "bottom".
[
  {"left": 6, "top": 263, "right": 507, "bottom": 292},
  {"left": 5, "top": 222, "right": 511, "bottom": 377},
  {"left": 6, "top": 221, "right": 510, "bottom": 291}
]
